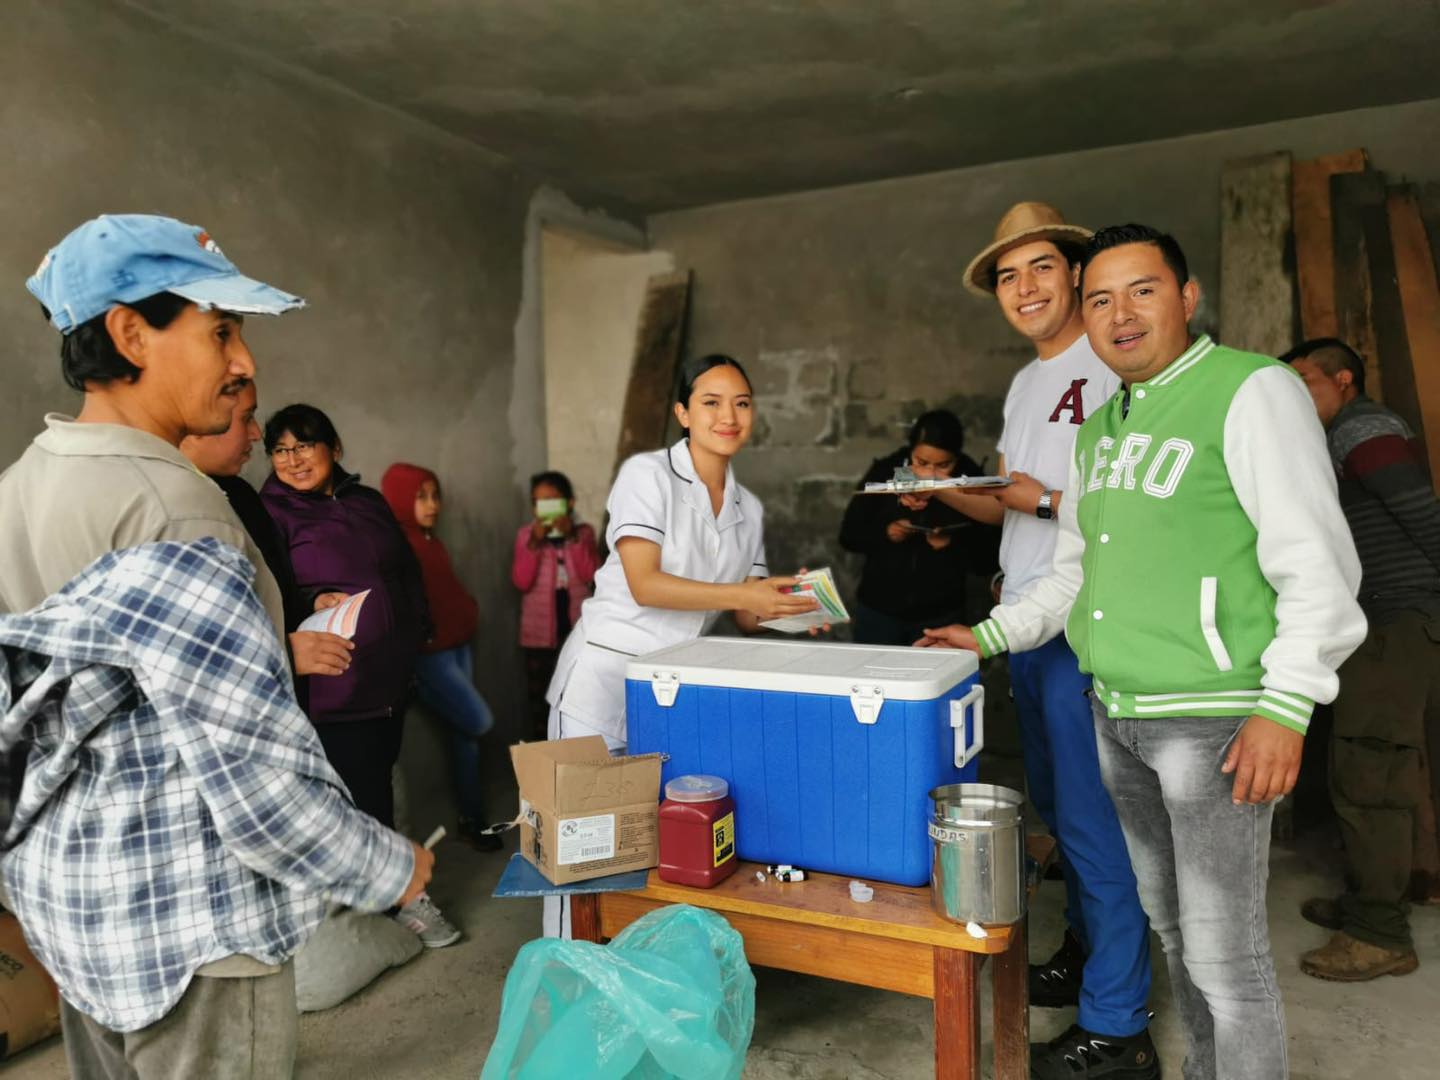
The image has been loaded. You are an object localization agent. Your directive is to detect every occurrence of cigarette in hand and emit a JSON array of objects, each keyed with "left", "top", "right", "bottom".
[{"left": 423, "top": 826, "right": 446, "bottom": 851}]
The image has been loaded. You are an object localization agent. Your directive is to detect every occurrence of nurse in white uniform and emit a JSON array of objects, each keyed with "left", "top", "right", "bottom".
[{"left": 542, "top": 353, "right": 817, "bottom": 937}]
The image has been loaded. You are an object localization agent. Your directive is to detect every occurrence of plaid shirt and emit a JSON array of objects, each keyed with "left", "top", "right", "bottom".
[{"left": 0, "top": 539, "right": 413, "bottom": 1031}]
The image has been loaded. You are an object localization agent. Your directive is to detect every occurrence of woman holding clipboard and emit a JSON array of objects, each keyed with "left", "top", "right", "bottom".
[
  {"left": 838, "top": 410, "right": 999, "bottom": 645},
  {"left": 542, "top": 354, "right": 816, "bottom": 937}
]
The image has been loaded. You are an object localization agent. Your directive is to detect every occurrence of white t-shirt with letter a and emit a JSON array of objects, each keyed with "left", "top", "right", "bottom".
[{"left": 995, "top": 335, "right": 1120, "bottom": 604}]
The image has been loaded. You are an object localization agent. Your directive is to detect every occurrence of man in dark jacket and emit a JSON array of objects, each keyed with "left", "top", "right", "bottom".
[{"left": 1286, "top": 337, "right": 1440, "bottom": 981}]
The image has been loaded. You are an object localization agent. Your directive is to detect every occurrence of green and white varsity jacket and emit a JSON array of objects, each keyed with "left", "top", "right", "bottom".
[{"left": 973, "top": 335, "right": 1366, "bottom": 734}]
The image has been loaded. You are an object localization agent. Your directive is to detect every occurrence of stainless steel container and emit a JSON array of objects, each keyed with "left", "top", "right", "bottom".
[{"left": 928, "top": 782, "right": 1026, "bottom": 926}]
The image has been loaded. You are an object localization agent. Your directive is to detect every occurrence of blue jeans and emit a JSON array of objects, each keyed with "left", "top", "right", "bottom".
[
  {"left": 414, "top": 645, "right": 494, "bottom": 822},
  {"left": 1010, "top": 636, "right": 1151, "bottom": 1037},
  {"left": 1093, "top": 702, "right": 1287, "bottom": 1080}
]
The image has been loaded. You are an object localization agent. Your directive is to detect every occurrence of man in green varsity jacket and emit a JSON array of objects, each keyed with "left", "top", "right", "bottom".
[{"left": 920, "top": 224, "right": 1365, "bottom": 1080}]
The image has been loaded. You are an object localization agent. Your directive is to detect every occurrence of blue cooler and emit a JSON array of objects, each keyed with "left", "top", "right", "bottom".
[{"left": 626, "top": 638, "right": 983, "bottom": 886}]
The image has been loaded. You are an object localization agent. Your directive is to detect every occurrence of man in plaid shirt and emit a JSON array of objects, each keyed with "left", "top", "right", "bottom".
[
  {"left": 0, "top": 539, "right": 431, "bottom": 1073},
  {"left": 1, "top": 216, "right": 433, "bottom": 1076}
]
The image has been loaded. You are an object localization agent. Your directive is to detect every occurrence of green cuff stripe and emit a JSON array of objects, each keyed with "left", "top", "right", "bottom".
[
  {"left": 1257, "top": 690, "right": 1314, "bottom": 734},
  {"left": 974, "top": 619, "right": 1007, "bottom": 658},
  {"left": 1255, "top": 706, "right": 1310, "bottom": 735},
  {"left": 973, "top": 622, "right": 993, "bottom": 656},
  {"left": 1263, "top": 689, "right": 1313, "bottom": 711}
]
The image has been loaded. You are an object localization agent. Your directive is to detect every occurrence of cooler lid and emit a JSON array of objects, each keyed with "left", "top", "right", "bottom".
[{"left": 625, "top": 636, "right": 978, "bottom": 701}]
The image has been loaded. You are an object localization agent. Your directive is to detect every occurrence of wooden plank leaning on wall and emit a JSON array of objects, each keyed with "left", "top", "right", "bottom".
[
  {"left": 1387, "top": 187, "right": 1440, "bottom": 491},
  {"left": 1331, "top": 170, "right": 1388, "bottom": 407},
  {"left": 612, "top": 270, "right": 693, "bottom": 474},
  {"left": 1333, "top": 172, "right": 1427, "bottom": 464},
  {"left": 1293, "top": 149, "right": 1368, "bottom": 341}
]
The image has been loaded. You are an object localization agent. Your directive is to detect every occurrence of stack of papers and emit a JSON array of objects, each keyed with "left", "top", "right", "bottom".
[
  {"left": 861, "top": 474, "right": 1011, "bottom": 495},
  {"left": 296, "top": 590, "right": 371, "bottom": 639},
  {"left": 760, "top": 568, "right": 851, "bottom": 634},
  {"left": 894, "top": 520, "right": 971, "bottom": 535}
]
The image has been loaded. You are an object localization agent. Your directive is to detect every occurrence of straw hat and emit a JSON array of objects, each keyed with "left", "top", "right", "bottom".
[{"left": 963, "top": 202, "right": 1093, "bottom": 297}]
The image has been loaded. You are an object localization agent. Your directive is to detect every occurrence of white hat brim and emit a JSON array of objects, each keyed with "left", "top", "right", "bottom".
[{"left": 168, "top": 272, "right": 306, "bottom": 316}]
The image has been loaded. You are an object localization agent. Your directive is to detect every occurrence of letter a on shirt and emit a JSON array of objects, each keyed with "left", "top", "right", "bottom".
[{"left": 1048, "top": 379, "right": 1090, "bottom": 425}]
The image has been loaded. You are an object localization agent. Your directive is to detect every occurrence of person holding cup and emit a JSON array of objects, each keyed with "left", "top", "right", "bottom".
[{"left": 512, "top": 470, "right": 600, "bottom": 742}]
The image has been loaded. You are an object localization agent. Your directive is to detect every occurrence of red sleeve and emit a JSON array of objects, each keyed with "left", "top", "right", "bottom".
[
  {"left": 1343, "top": 433, "right": 1421, "bottom": 478},
  {"left": 511, "top": 526, "right": 541, "bottom": 592}
]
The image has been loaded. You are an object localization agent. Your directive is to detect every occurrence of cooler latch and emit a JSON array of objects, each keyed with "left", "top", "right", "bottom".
[
  {"left": 849, "top": 684, "right": 885, "bottom": 725},
  {"left": 649, "top": 671, "right": 680, "bottom": 707},
  {"left": 950, "top": 684, "right": 986, "bottom": 767}
]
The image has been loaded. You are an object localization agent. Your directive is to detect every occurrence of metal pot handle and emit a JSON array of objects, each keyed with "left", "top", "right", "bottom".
[{"left": 950, "top": 684, "right": 985, "bottom": 768}]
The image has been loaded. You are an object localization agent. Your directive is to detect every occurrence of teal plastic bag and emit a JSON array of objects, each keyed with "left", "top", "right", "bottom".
[{"left": 482, "top": 905, "right": 755, "bottom": 1080}]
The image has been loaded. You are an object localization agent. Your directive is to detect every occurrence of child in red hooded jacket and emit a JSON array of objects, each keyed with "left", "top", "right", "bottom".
[{"left": 382, "top": 463, "right": 502, "bottom": 852}]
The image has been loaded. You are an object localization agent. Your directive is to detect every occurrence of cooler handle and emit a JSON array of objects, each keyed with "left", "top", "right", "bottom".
[
  {"left": 849, "top": 685, "right": 884, "bottom": 725},
  {"left": 650, "top": 671, "right": 680, "bottom": 707},
  {"left": 950, "top": 684, "right": 985, "bottom": 768}
]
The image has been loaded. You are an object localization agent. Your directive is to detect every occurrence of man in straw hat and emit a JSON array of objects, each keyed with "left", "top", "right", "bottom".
[{"left": 908, "top": 203, "right": 1157, "bottom": 1077}]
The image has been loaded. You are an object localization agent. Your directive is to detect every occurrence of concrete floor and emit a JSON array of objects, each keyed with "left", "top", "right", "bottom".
[{"left": 7, "top": 723, "right": 1440, "bottom": 1079}]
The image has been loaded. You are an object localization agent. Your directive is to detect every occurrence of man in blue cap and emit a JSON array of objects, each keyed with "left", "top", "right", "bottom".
[
  {"left": 1, "top": 213, "right": 306, "bottom": 633},
  {"left": 0, "top": 215, "right": 434, "bottom": 1078}
]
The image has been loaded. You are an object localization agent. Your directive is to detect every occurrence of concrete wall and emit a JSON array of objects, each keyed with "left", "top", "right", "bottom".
[
  {"left": 0, "top": 0, "right": 539, "bottom": 744},
  {"left": 648, "top": 97, "right": 1440, "bottom": 617},
  {"left": 541, "top": 230, "right": 674, "bottom": 519}
]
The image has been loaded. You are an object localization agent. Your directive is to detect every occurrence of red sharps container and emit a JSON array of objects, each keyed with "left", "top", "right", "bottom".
[{"left": 658, "top": 775, "right": 737, "bottom": 887}]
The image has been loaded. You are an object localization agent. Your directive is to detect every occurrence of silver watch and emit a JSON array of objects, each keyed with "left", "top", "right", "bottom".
[{"left": 1036, "top": 490, "right": 1057, "bottom": 520}]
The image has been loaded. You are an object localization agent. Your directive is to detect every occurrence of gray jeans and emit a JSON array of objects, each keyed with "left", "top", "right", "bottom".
[
  {"left": 1093, "top": 701, "right": 1286, "bottom": 1080},
  {"left": 61, "top": 963, "right": 297, "bottom": 1080}
]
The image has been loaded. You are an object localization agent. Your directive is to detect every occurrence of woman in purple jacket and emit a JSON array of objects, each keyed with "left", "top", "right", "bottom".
[{"left": 261, "top": 404, "right": 460, "bottom": 948}]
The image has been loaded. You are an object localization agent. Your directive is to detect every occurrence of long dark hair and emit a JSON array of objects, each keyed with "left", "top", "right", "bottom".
[{"left": 907, "top": 410, "right": 965, "bottom": 460}]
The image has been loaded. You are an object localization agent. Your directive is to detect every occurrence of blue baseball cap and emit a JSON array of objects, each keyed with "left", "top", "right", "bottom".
[{"left": 27, "top": 213, "right": 306, "bottom": 334}]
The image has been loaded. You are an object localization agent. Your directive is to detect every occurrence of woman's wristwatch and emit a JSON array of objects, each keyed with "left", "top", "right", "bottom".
[{"left": 1036, "top": 490, "right": 1057, "bottom": 520}]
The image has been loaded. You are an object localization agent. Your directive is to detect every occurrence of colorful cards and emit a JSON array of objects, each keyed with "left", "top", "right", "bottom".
[{"left": 760, "top": 567, "right": 851, "bottom": 634}]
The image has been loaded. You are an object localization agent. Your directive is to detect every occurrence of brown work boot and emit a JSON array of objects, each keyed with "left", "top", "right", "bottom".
[
  {"left": 1301, "top": 931, "right": 1419, "bottom": 982},
  {"left": 1300, "top": 896, "right": 1343, "bottom": 930},
  {"left": 1409, "top": 871, "right": 1440, "bottom": 906}
]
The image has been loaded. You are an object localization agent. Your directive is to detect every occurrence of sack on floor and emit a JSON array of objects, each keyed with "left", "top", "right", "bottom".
[
  {"left": 294, "top": 908, "right": 423, "bottom": 1013},
  {"left": 482, "top": 904, "right": 754, "bottom": 1080},
  {"left": 0, "top": 912, "right": 61, "bottom": 1058}
]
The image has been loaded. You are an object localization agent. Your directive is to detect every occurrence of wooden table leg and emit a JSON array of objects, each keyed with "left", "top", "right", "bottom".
[
  {"left": 991, "top": 916, "right": 1029, "bottom": 1080},
  {"left": 934, "top": 946, "right": 980, "bottom": 1080},
  {"left": 570, "top": 893, "right": 601, "bottom": 943}
]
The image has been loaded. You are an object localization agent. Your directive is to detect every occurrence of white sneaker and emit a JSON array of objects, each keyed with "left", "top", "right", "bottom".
[{"left": 395, "top": 893, "right": 462, "bottom": 948}]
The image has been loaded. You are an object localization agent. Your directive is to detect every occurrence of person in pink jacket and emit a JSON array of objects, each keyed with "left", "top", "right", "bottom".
[{"left": 512, "top": 471, "right": 600, "bottom": 741}]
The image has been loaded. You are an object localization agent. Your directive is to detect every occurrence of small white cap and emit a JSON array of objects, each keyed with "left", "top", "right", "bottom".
[{"left": 849, "top": 880, "right": 875, "bottom": 903}]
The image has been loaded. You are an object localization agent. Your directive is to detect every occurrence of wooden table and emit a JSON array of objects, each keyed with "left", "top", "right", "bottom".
[{"left": 572, "top": 836, "right": 1054, "bottom": 1080}]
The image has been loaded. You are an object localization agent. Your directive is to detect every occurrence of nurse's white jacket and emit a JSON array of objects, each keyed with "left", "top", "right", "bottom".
[{"left": 545, "top": 439, "right": 768, "bottom": 742}]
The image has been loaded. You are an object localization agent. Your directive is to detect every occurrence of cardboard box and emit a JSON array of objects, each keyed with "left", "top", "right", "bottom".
[
  {"left": 0, "top": 913, "right": 60, "bottom": 1059},
  {"left": 510, "top": 737, "right": 661, "bottom": 886}
]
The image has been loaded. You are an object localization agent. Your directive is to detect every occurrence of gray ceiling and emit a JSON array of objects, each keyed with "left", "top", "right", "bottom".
[{"left": 128, "top": 0, "right": 1440, "bottom": 213}]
